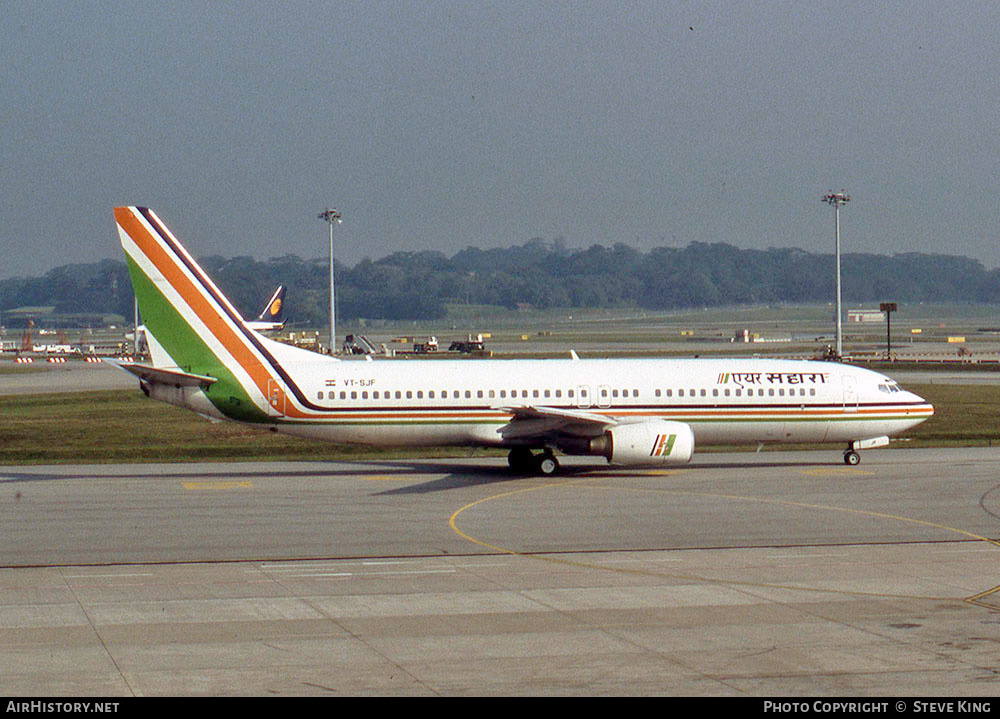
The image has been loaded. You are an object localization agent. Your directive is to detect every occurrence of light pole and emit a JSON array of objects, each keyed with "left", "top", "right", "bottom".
[
  {"left": 318, "top": 208, "right": 342, "bottom": 354},
  {"left": 822, "top": 190, "right": 850, "bottom": 359},
  {"left": 880, "top": 302, "right": 897, "bottom": 359}
]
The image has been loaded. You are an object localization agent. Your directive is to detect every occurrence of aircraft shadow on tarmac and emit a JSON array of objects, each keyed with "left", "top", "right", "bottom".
[
  {"left": 365, "top": 456, "right": 844, "bottom": 495},
  {"left": 0, "top": 456, "right": 844, "bottom": 491}
]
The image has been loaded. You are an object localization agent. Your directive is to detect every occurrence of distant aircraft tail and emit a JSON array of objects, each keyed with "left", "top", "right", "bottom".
[
  {"left": 258, "top": 285, "right": 286, "bottom": 323},
  {"left": 245, "top": 285, "right": 287, "bottom": 331},
  {"left": 114, "top": 207, "right": 300, "bottom": 422}
]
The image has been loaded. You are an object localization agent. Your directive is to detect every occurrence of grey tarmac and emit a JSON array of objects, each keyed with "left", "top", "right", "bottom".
[{"left": 1, "top": 448, "right": 999, "bottom": 696}]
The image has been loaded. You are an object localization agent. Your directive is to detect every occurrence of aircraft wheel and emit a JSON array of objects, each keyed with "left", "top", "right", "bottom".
[
  {"left": 536, "top": 451, "right": 560, "bottom": 476},
  {"left": 843, "top": 450, "right": 861, "bottom": 466},
  {"left": 508, "top": 447, "right": 535, "bottom": 473}
]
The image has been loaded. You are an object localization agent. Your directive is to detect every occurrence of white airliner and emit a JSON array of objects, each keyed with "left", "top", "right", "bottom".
[{"left": 113, "top": 207, "right": 933, "bottom": 474}]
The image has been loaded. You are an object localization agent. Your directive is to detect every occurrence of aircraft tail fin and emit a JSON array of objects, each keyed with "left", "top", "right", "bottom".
[
  {"left": 245, "top": 285, "right": 287, "bottom": 331},
  {"left": 114, "top": 206, "right": 282, "bottom": 421},
  {"left": 257, "top": 285, "right": 286, "bottom": 324}
]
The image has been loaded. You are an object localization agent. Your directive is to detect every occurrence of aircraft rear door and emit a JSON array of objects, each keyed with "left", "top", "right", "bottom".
[{"left": 267, "top": 378, "right": 286, "bottom": 416}]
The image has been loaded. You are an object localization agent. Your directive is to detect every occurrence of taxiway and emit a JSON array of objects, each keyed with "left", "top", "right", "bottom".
[{"left": 1, "top": 448, "right": 999, "bottom": 695}]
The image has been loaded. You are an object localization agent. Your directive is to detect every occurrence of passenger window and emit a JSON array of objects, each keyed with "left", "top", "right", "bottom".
[
  {"left": 406, "top": 391, "right": 412, "bottom": 399},
  {"left": 500, "top": 390, "right": 507, "bottom": 398}
]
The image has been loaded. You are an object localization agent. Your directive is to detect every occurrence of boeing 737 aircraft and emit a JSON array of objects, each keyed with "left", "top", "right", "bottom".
[{"left": 113, "top": 207, "right": 933, "bottom": 474}]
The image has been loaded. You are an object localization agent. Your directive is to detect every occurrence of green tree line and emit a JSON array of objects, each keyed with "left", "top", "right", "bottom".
[{"left": 3, "top": 240, "right": 1000, "bottom": 326}]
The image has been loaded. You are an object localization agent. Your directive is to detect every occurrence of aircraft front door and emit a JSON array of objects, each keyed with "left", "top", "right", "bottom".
[{"left": 842, "top": 375, "right": 858, "bottom": 413}]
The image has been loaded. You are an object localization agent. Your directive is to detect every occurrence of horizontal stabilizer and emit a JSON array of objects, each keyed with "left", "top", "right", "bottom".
[{"left": 108, "top": 361, "right": 218, "bottom": 389}]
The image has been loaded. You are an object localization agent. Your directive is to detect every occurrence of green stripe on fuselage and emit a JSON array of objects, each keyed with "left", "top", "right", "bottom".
[{"left": 125, "top": 255, "right": 271, "bottom": 423}]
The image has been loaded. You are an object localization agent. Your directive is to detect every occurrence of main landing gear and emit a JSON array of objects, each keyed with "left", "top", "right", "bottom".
[
  {"left": 507, "top": 448, "right": 561, "bottom": 475},
  {"left": 843, "top": 449, "right": 861, "bottom": 466}
]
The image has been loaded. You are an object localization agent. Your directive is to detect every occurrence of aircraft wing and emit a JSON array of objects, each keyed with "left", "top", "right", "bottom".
[
  {"left": 108, "top": 361, "right": 218, "bottom": 388},
  {"left": 497, "top": 405, "right": 616, "bottom": 441}
]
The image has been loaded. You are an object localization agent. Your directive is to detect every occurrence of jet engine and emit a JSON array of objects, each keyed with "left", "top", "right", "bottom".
[{"left": 588, "top": 420, "right": 695, "bottom": 466}]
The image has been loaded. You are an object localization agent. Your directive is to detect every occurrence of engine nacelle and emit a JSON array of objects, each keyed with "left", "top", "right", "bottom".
[{"left": 590, "top": 420, "right": 695, "bottom": 466}]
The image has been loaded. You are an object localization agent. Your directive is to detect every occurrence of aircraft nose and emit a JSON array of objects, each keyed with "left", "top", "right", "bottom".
[{"left": 907, "top": 389, "right": 934, "bottom": 417}]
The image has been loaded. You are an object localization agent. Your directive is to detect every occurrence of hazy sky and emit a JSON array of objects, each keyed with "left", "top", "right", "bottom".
[{"left": 3, "top": 0, "right": 999, "bottom": 279}]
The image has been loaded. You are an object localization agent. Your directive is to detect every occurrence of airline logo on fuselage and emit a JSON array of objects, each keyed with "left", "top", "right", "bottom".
[
  {"left": 650, "top": 434, "right": 677, "bottom": 457},
  {"left": 717, "top": 371, "right": 829, "bottom": 387}
]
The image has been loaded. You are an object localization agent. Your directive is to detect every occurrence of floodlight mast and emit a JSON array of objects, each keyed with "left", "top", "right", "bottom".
[
  {"left": 318, "top": 208, "right": 343, "bottom": 354},
  {"left": 822, "top": 191, "right": 850, "bottom": 359}
]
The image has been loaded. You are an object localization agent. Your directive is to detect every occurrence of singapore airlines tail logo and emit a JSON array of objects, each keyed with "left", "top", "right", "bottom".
[{"left": 650, "top": 433, "right": 677, "bottom": 457}]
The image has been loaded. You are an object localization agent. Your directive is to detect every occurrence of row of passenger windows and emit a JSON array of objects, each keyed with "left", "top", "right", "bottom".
[
  {"left": 315, "top": 386, "right": 817, "bottom": 401},
  {"left": 656, "top": 387, "right": 817, "bottom": 398},
  {"left": 318, "top": 388, "right": 583, "bottom": 401}
]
